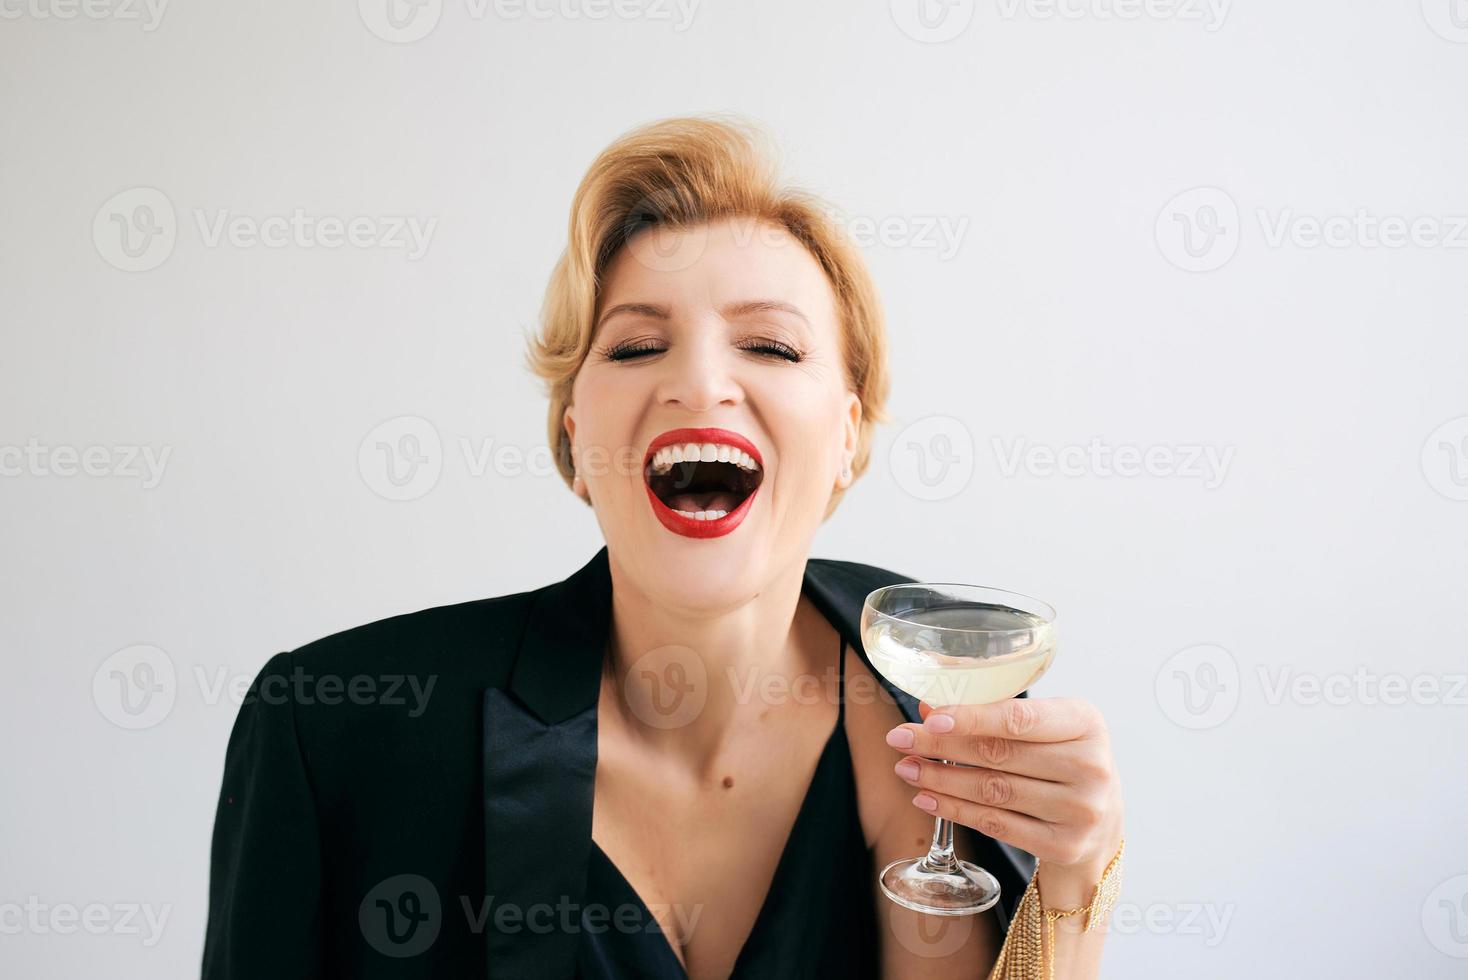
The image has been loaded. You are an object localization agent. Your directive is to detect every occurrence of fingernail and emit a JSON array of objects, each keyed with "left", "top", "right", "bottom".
[
  {"left": 924, "top": 713, "right": 955, "bottom": 734},
  {"left": 885, "top": 727, "right": 914, "bottom": 749},
  {"left": 913, "top": 793, "right": 938, "bottom": 812},
  {"left": 894, "top": 759, "right": 920, "bottom": 781}
]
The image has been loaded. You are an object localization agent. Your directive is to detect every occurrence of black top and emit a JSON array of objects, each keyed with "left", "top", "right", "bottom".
[
  {"left": 576, "top": 636, "right": 878, "bottom": 979},
  {"left": 200, "top": 547, "right": 1034, "bottom": 979}
]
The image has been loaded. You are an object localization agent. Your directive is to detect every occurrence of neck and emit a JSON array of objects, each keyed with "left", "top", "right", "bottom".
[{"left": 600, "top": 550, "right": 826, "bottom": 770}]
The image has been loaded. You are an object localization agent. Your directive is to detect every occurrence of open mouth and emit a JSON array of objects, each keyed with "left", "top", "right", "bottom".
[{"left": 643, "top": 428, "right": 764, "bottom": 538}]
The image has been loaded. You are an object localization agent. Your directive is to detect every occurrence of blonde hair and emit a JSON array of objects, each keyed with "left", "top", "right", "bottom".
[{"left": 525, "top": 113, "right": 889, "bottom": 519}]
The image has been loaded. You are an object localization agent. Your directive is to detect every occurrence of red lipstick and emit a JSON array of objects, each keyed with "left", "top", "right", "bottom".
[{"left": 643, "top": 427, "right": 763, "bottom": 539}]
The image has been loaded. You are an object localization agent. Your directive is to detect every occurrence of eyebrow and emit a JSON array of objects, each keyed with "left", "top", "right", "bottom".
[
  {"left": 595, "top": 302, "right": 670, "bottom": 331},
  {"left": 595, "top": 299, "right": 810, "bottom": 332},
  {"left": 722, "top": 299, "right": 810, "bottom": 324}
]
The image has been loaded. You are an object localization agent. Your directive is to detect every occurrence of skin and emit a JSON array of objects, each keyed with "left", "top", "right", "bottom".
[{"left": 562, "top": 216, "right": 1124, "bottom": 978}]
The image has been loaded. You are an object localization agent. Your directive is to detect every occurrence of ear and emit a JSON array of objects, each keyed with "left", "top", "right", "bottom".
[
  {"left": 562, "top": 404, "right": 590, "bottom": 503},
  {"left": 838, "top": 390, "right": 861, "bottom": 488},
  {"left": 562, "top": 403, "right": 580, "bottom": 474}
]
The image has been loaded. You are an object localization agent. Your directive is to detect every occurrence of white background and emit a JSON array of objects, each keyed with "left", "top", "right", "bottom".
[{"left": 3, "top": 1, "right": 1467, "bottom": 977}]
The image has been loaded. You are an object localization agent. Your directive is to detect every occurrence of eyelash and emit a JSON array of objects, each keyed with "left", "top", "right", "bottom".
[{"left": 601, "top": 339, "right": 804, "bottom": 363}]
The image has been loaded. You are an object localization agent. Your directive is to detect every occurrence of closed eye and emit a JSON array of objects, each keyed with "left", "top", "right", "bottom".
[
  {"left": 603, "top": 340, "right": 667, "bottom": 361},
  {"left": 738, "top": 339, "right": 803, "bottom": 362},
  {"left": 602, "top": 339, "right": 804, "bottom": 363}
]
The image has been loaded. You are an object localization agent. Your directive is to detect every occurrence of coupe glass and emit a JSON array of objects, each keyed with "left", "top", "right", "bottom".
[{"left": 861, "top": 583, "right": 1057, "bottom": 915}]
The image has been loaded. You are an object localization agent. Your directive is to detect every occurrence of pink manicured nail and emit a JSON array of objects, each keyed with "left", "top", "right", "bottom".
[
  {"left": 913, "top": 793, "right": 938, "bottom": 812},
  {"left": 895, "top": 759, "right": 920, "bottom": 781},
  {"left": 886, "top": 727, "right": 914, "bottom": 749},
  {"left": 924, "top": 713, "right": 955, "bottom": 734}
]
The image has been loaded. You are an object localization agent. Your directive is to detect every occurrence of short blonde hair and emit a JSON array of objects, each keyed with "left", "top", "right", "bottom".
[{"left": 525, "top": 113, "right": 889, "bottom": 519}]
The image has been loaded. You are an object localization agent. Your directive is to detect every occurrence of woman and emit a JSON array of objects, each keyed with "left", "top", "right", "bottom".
[{"left": 202, "top": 116, "right": 1125, "bottom": 980}]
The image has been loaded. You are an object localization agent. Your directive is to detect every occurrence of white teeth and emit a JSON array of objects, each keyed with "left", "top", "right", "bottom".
[
  {"left": 647, "top": 440, "right": 762, "bottom": 475},
  {"left": 674, "top": 509, "right": 729, "bottom": 520}
]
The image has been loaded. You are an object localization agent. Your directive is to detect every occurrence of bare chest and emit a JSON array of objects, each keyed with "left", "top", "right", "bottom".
[{"left": 591, "top": 703, "right": 837, "bottom": 977}]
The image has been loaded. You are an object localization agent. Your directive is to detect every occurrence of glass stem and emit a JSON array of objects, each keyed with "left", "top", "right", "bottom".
[{"left": 918, "top": 758, "right": 960, "bottom": 874}]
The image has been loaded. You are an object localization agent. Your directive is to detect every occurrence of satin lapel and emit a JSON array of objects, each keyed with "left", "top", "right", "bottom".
[{"left": 482, "top": 548, "right": 612, "bottom": 979}]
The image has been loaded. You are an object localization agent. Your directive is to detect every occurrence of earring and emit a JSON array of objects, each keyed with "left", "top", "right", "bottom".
[{"left": 572, "top": 472, "right": 586, "bottom": 496}]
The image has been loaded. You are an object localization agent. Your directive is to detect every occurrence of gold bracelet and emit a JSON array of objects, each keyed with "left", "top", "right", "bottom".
[{"left": 987, "top": 838, "right": 1125, "bottom": 980}]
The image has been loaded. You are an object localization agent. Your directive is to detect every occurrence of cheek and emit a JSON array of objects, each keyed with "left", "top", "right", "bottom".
[
  {"left": 760, "top": 378, "right": 847, "bottom": 487},
  {"left": 568, "top": 373, "right": 640, "bottom": 483}
]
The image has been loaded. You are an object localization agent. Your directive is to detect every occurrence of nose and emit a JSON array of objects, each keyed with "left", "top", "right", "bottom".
[{"left": 655, "top": 334, "right": 743, "bottom": 412}]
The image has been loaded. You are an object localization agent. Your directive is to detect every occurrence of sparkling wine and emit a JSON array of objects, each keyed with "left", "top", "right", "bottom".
[{"left": 863, "top": 603, "right": 1054, "bottom": 705}]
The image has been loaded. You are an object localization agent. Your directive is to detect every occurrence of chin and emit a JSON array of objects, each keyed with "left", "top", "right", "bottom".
[
  {"left": 598, "top": 506, "right": 784, "bottom": 613},
  {"left": 638, "top": 531, "right": 770, "bottom": 609}
]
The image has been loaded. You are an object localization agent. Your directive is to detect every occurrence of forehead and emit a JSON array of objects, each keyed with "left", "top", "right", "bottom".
[{"left": 598, "top": 216, "right": 838, "bottom": 324}]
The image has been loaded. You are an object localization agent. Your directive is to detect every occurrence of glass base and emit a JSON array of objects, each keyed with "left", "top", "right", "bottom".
[{"left": 878, "top": 856, "right": 1001, "bottom": 916}]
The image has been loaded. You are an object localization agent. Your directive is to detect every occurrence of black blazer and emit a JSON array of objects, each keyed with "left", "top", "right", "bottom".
[{"left": 201, "top": 547, "right": 1035, "bottom": 979}]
